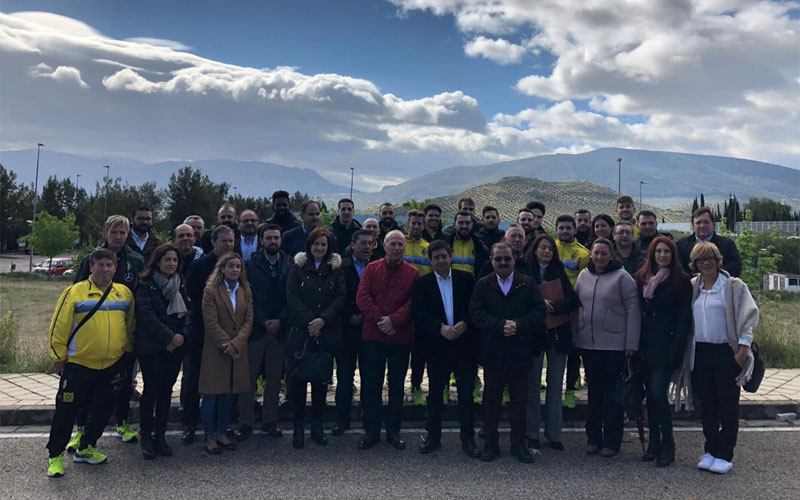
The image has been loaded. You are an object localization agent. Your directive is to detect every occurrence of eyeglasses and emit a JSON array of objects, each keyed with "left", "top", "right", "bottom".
[
  {"left": 694, "top": 258, "right": 716, "bottom": 265},
  {"left": 493, "top": 256, "right": 513, "bottom": 262}
]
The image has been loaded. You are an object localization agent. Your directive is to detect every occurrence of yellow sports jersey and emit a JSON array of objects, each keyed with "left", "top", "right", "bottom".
[
  {"left": 556, "top": 239, "right": 591, "bottom": 287},
  {"left": 452, "top": 238, "right": 477, "bottom": 276},
  {"left": 403, "top": 237, "right": 431, "bottom": 276}
]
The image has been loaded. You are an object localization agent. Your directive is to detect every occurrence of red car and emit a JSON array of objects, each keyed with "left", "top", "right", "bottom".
[{"left": 32, "top": 258, "right": 74, "bottom": 276}]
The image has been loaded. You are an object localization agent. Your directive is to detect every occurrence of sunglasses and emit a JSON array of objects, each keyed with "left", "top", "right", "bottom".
[{"left": 493, "top": 256, "right": 513, "bottom": 263}]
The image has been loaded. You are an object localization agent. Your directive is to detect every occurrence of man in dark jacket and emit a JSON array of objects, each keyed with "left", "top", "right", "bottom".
[
  {"left": 172, "top": 224, "right": 203, "bottom": 277},
  {"left": 614, "top": 222, "right": 645, "bottom": 275},
  {"left": 356, "top": 230, "right": 419, "bottom": 451},
  {"left": 281, "top": 200, "right": 334, "bottom": 256},
  {"left": 475, "top": 205, "right": 505, "bottom": 250},
  {"left": 636, "top": 210, "right": 673, "bottom": 251},
  {"left": 413, "top": 240, "right": 480, "bottom": 458},
  {"left": 180, "top": 225, "right": 235, "bottom": 443},
  {"left": 235, "top": 224, "right": 292, "bottom": 440},
  {"left": 332, "top": 229, "right": 375, "bottom": 435},
  {"left": 126, "top": 206, "right": 163, "bottom": 263},
  {"left": 377, "top": 202, "right": 405, "bottom": 242},
  {"left": 478, "top": 225, "right": 530, "bottom": 278},
  {"left": 263, "top": 190, "right": 301, "bottom": 234},
  {"left": 330, "top": 198, "right": 362, "bottom": 255},
  {"left": 443, "top": 197, "right": 484, "bottom": 236},
  {"left": 575, "top": 209, "right": 592, "bottom": 247},
  {"left": 74, "top": 215, "right": 145, "bottom": 291},
  {"left": 422, "top": 203, "right": 446, "bottom": 242},
  {"left": 447, "top": 211, "right": 489, "bottom": 278},
  {"left": 469, "top": 242, "right": 547, "bottom": 463},
  {"left": 676, "top": 207, "right": 742, "bottom": 277},
  {"left": 199, "top": 203, "right": 242, "bottom": 255}
]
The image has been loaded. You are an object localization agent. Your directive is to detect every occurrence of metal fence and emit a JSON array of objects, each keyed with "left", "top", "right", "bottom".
[{"left": 719, "top": 221, "right": 800, "bottom": 234}]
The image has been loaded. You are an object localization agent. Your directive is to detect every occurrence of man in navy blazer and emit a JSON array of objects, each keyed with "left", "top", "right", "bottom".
[{"left": 412, "top": 239, "right": 480, "bottom": 458}]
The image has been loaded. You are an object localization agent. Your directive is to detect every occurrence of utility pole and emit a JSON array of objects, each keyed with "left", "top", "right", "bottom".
[
  {"left": 350, "top": 167, "right": 354, "bottom": 199},
  {"left": 103, "top": 165, "right": 110, "bottom": 225},
  {"left": 617, "top": 158, "right": 622, "bottom": 194},
  {"left": 29, "top": 143, "right": 44, "bottom": 272},
  {"left": 639, "top": 181, "right": 647, "bottom": 207}
]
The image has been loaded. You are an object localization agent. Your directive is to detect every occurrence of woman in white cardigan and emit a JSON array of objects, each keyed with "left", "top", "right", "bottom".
[{"left": 675, "top": 242, "right": 758, "bottom": 475}]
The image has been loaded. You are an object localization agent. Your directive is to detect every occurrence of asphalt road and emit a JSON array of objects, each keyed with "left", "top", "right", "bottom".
[{"left": 2, "top": 425, "right": 799, "bottom": 499}]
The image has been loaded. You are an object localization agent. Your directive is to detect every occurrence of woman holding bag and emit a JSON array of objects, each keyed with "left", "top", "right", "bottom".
[
  {"left": 199, "top": 253, "right": 253, "bottom": 455},
  {"left": 135, "top": 244, "right": 191, "bottom": 460},
  {"left": 524, "top": 234, "right": 580, "bottom": 452},
  {"left": 285, "top": 228, "right": 346, "bottom": 449},
  {"left": 634, "top": 236, "right": 691, "bottom": 467}
]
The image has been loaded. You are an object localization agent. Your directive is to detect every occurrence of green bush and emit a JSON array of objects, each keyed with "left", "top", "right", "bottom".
[
  {"left": 0, "top": 311, "right": 19, "bottom": 371},
  {"left": 754, "top": 293, "right": 800, "bottom": 368}
]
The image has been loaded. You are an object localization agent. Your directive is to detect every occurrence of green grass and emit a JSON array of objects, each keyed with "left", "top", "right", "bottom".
[{"left": 754, "top": 292, "right": 800, "bottom": 369}]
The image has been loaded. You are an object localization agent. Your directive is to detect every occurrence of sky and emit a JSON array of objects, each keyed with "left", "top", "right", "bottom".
[{"left": 0, "top": 0, "right": 798, "bottom": 191}]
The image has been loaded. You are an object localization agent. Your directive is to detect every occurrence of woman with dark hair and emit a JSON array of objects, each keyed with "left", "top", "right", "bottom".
[
  {"left": 634, "top": 236, "right": 691, "bottom": 467},
  {"left": 589, "top": 214, "right": 615, "bottom": 247},
  {"left": 286, "top": 228, "right": 346, "bottom": 448},
  {"left": 523, "top": 234, "right": 580, "bottom": 452},
  {"left": 199, "top": 252, "right": 253, "bottom": 454},
  {"left": 135, "top": 244, "right": 190, "bottom": 460},
  {"left": 574, "top": 238, "right": 640, "bottom": 458}
]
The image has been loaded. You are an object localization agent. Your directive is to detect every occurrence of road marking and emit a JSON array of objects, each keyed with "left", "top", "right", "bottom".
[{"left": 1, "top": 426, "right": 798, "bottom": 438}]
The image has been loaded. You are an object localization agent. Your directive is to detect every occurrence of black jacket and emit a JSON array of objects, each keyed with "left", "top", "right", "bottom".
[
  {"left": 185, "top": 251, "right": 219, "bottom": 342},
  {"left": 637, "top": 276, "right": 692, "bottom": 369},
  {"left": 469, "top": 271, "right": 547, "bottom": 368},
  {"left": 443, "top": 217, "right": 484, "bottom": 237},
  {"left": 285, "top": 253, "right": 347, "bottom": 357},
  {"left": 676, "top": 232, "right": 742, "bottom": 277},
  {"left": 475, "top": 227, "right": 505, "bottom": 250},
  {"left": 412, "top": 270, "right": 478, "bottom": 363},
  {"left": 134, "top": 276, "right": 191, "bottom": 355},
  {"left": 74, "top": 243, "right": 144, "bottom": 293},
  {"left": 329, "top": 216, "right": 362, "bottom": 255},
  {"left": 245, "top": 250, "right": 293, "bottom": 342},
  {"left": 618, "top": 245, "right": 645, "bottom": 276},
  {"left": 478, "top": 257, "right": 531, "bottom": 280},
  {"left": 199, "top": 226, "right": 241, "bottom": 255},
  {"left": 637, "top": 231, "right": 673, "bottom": 252},
  {"left": 378, "top": 219, "right": 405, "bottom": 242},
  {"left": 530, "top": 261, "right": 580, "bottom": 354},
  {"left": 447, "top": 233, "right": 489, "bottom": 278},
  {"left": 263, "top": 213, "right": 301, "bottom": 234},
  {"left": 281, "top": 225, "right": 337, "bottom": 257},
  {"left": 125, "top": 231, "right": 163, "bottom": 264}
]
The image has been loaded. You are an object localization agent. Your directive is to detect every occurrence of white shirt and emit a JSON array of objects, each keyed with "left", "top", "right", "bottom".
[
  {"left": 693, "top": 273, "right": 728, "bottom": 344},
  {"left": 435, "top": 270, "right": 455, "bottom": 327},
  {"left": 131, "top": 231, "right": 148, "bottom": 251},
  {"left": 241, "top": 236, "right": 258, "bottom": 261},
  {"left": 225, "top": 281, "right": 240, "bottom": 313}
]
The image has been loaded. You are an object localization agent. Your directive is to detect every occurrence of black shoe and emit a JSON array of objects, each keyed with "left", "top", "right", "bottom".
[
  {"left": 480, "top": 442, "right": 500, "bottom": 462},
  {"left": 140, "top": 435, "right": 156, "bottom": 460},
  {"left": 511, "top": 442, "right": 535, "bottom": 463},
  {"left": 549, "top": 441, "right": 565, "bottom": 451},
  {"left": 418, "top": 435, "right": 441, "bottom": 454},
  {"left": 525, "top": 438, "right": 540, "bottom": 451},
  {"left": 386, "top": 432, "right": 406, "bottom": 450},
  {"left": 600, "top": 447, "right": 618, "bottom": 457},
  {"left": 310, "top": 420, "right": 327, "bottom": 446},
  {"left": 235, "top": 424, "right": 253, "bottom": 442},
  {"left": 331, "top": 422, "right": 350, "bottom": 436},
  {"left": 461, "top": 439, "right": 481, "bottom": 458},
  {"left": 181, "top": 426, "right": 195, "bottom": 445},
  {"left": 216, "top": 438, "right": 237, "bottom": 451},
  {"left": 642, "top": 437, "right": 660, "bottom": 462},
  {"left": 586, "top": 444, "right": 601, "bottom": 455},
  {"left": 656, "top": 441, "right": 675, "bottom": 467},
  {"left": 153, "top": 433, "right": 173, "bottom": 457},
  {"left": 358, "top": 433, "right": 380, "bottom": 450},
  {"left": 292, "top": 423, "right": 304, "bottom": 449},
  {"left": 261, "top": 421, "right": 283, "bottom": 438}
]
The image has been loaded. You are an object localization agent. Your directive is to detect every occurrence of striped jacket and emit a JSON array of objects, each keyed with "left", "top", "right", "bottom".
[
  {"left": 403, "top": 237, "right": 431, "bottom": 276},
  {"left": 49, "top": 278, "right": 135, "bottom": 370}
]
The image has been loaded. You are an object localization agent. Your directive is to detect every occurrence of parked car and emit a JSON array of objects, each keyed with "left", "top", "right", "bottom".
[{"left": 32, "top": 258, "right": 73, "bottom": 276}]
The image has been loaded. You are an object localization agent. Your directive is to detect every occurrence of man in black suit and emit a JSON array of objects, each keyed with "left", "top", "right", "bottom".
[
  {"left": 676, "top": 206, "right": 742, "bottom": 277},
  {"left": 413, "top": 240, "right": 480, "bottom": 458},
  {"left": 180, "top": 225, "right": 235, "bottom": 444},
  {"left": 281, "top": 200, "right": 336, "bottom": 256},
  {"left": 199, "top": 203, "right": 242, "bottom": 255}
]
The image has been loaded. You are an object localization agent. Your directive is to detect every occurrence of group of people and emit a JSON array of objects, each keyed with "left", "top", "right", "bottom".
[{"left": 44, "top": 190, "right": 758, "bottom": 478}]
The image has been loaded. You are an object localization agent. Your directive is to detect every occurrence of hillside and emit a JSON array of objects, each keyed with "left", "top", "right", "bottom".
[{"left": 420, "top": 176, "right": 691, "bottom": 226}]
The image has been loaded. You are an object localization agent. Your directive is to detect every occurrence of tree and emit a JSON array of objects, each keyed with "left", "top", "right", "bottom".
[
  {"left": 691, "top": 197, "right": 699, "bottom": 214},
  {"left": 0, "top": 164, "right": 34, "bottom": 251},
  {"left": 744, "top": 197, "right": 798, "bottom": 221},
  {"left": 402, "top": 198, "right": 433, "bottom": 211},
  {"left": 736, "top": 210, "right": 783, "bottom": 290},
  {"left": 166, "top": 166, "right": 229, "bottom": 230},
  {"left": 21, "top": 211, "right": 79, "bottom": 277},
  {"left": 700, "top": 193, "right": 705, "bottom": 207}
]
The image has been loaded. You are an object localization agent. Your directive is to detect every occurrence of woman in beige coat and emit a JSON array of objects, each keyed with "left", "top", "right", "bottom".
[{"left": 200, "top": 253, "right": 253, "bottom": 454}]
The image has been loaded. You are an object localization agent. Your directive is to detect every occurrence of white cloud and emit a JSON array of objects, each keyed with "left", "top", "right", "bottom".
[
  {"left": 464, "top": 36, "right": 526, "bottom": 64},
  {"left": 125, "top": 37, "right": 191, "bottom": 51},
  {"left": 28, "top": 62, "right": 89, "bottom": 88}
]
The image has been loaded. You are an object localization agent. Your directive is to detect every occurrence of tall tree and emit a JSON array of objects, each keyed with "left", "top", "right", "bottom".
[
  {"left": 0, "top": 164, "right": 34, "bottom": 251},
  {"left": 166, "top": 166, "right": 229, "bottom": 230},
  {"left": 21, "top": 211, "right": 79, "bottom": 277}
]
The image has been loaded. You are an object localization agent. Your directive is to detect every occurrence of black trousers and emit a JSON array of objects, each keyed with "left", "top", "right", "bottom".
[
  {"left": 46, "top": 358, "right": 125, "bottom": 458},
  {"left": 361, "top": 341, "right": 410, "bottom": 436},
  {"left": 180, "top": 336, "right": 203, "bottom": 428},
  {"left": 644, "top": 366, "right": 674, "bottom": 446},
  {"left": 426, "top": 351, "right": 476, "bottom": 442},
  {"left": 581, "top": 349, "right": 625, "bottom": 451},
  {"left": 138, "top": 349, "right": 184, "bottom": 436},
  {"left": 334, "top": 326, "right": 363, "bottom": 424},
  {"left": 482, "top": 362, "right": 531, "bottom": 445},
  {"left": 692, "top": 342, "right": 741, "bottom": 462},
  {"left": 565, "top": 345, "right": 583, "bottom": 391},
  {"left": 75, "top": 352, "right": 134, "bottom": 429},
  {"left": 410, "top": 336, "right": 427, "bottom": 388},
  {"left": 291, "top": 378, "right": 327, "bottom": 423}
]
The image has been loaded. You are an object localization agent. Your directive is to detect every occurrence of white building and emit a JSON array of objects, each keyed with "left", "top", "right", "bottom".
[{"left": 764, "top": 273, "right": 800, "bottom": 292}]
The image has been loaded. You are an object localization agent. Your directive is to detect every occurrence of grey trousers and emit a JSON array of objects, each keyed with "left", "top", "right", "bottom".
[
  {"left": 238, "top": 333, "right": 286, "bottom": 427},
  {"left": 526, "top": 347, "right": 566, "bottom": 443}
]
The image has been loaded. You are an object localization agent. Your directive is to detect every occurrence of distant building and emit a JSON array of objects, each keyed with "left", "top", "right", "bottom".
[{"left": 764, "top": 273, "right": 800, "bottom": 293}]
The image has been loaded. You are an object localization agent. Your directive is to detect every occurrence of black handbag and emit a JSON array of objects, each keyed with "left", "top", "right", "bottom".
[
  {"left": 612, "top": 357, "right": 644, "bottom": 416},
  {"left": 743, "top": 342, "right": 765, "bottom": 393},
  {"left": 291, "top": 338, "right": 333, "bottom": 382}
]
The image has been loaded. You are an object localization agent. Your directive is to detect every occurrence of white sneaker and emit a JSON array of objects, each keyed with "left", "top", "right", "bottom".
[
  {"left": 710, "top": 458, "right": 733, "bottom": 474},
  {"left": 697, "top": 453, "right": 715, "bottom": 470}
]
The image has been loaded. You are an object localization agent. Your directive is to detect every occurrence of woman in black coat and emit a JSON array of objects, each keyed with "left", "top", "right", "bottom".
[
  {"left": 134, "top": 244, "right": 191, "bottom": 460},
  {"left": 285, "top": 228, "right": 346, "bottom": 449},
  {"left": 634, "top": 236, "right": 691, "bottom": 467},
  {"left": 524, "top": 234, "right": 580, "bottom": 451}
]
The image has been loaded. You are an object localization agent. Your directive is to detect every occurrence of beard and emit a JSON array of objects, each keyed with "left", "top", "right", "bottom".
[{"left": 265, "top": 244, "right": 279, "bottom": 255}]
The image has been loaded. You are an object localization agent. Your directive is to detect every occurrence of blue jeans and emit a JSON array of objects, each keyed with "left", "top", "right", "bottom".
[
  {"left": 201, "top": 394, "right": 233, "bottom": 439},
  {"left": 644, "top": 366, "right": 674, "bottom": 445}
]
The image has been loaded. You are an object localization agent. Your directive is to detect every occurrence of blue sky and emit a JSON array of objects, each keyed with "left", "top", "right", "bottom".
[{"left": 0, "top": 1, "right": 797, "bottom": 191}]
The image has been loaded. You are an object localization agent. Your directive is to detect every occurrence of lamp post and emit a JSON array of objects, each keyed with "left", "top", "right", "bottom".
[
  {"left": 102, "top": 165, "right": 110, "bottom": 225},
  {"left": 617, "top": 158, "right": 622, "bottom": 194},
  {"left": 349, "top": 167, "right": 354, "bottom": 199},
  {"left": 639, "top": 181, "right": 647, "bottom": 207},
  {"left": 76, "top": 174, "right": 81, "bottom": 190},
  {"left": 29, "top": 143, "right": 44, "bottom": 272}
]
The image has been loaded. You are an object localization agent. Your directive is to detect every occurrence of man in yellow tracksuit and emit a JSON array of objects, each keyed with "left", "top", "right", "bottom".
[
  {"left": 405, "top": 210, "right": 431, "bottom": 404},
  {"left": 46, "top": 248, "right": 135, "bottom": 478}
]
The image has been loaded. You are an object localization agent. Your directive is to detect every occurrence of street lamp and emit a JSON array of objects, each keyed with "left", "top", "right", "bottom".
[
  {"left": 29, "top": 143, "right": 44, "bottom": 272},
  {"left": 349, "top": 167, "right": 354, "bottom": 199},
  {"left": 76, "top": 174, "right": 81, "bottom": 190},
  {"left": 102, "top": 165, "right": 110, "bottom": 224},
  {"left": 617, "top": 158, "right": 622, "bottom": 194},
  {"left": 639, "top": 181, "right": 647, "bottom": 206}
]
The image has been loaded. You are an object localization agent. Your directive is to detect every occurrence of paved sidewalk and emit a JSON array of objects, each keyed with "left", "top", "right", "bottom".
[{"left": 1, "top": 368, "right": 798, "bottom": 426}]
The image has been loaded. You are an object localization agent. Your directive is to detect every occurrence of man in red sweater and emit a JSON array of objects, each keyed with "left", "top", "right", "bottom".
[{"left": 356, "top": 230, "right": 419, "bottom": 451}]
